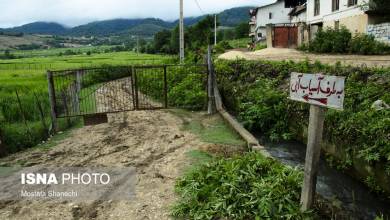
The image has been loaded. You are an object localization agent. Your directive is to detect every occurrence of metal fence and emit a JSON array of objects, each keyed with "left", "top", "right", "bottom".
[{"left": 48, "top": 64, "right": 208, "bottom": 121}]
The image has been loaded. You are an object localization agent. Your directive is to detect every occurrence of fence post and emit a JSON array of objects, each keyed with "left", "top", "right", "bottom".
[
  {"left": 33, "top": 92, "right": 48, "bottom": 133},
  {"left": 47, "top": 71, "right": 58, "bottom": 133},
  {"left": 75, "top": 70, "right": 82, "bottom": 114},
  {"left": 0, "top": 128, "right": 4, "bottom": 156},
  {"left": 207, "top": 45, "right": 217, "bottom": 115},
  {"left": 133, "top": 67, "right": 139, "bottom": 110},
  {"left": 163, "top": 66, "right": 168, "bottom": 108}
]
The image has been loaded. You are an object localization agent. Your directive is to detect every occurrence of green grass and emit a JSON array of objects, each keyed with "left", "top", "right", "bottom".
[
  {"left": 168, "top": 109, "right": 246, "bottom": 147},
  {"left": 228, "top": 38, "right": 251, "bottom": 49},
  {"left": 0, "top": 49, "right": 173, "bottom": 155}
]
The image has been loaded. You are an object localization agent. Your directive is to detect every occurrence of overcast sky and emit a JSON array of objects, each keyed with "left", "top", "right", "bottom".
[{"left": 0, "top": 0, "right": 274, "bottom": 28}]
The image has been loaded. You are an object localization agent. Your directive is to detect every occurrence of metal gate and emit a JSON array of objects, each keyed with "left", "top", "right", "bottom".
[
  {"left": 272, "top": 24, "right": 298, "bottom": 48},
  {"left": 47, "top": 64, "right": 207, "bottom": 125}
]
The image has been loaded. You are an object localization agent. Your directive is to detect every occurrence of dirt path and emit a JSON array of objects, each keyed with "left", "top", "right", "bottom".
[
  {"left": 0, "top": 109, "right": 212, "bottom": 220},
  {"left": 219, "top": 48, "right": 390, "bottom": 68}
]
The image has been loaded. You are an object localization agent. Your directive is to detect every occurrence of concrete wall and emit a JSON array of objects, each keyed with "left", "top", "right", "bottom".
[
  {"left": 266, "top": 25, "right": 273, "bottom": 48},
  {"left": 367, "top": 22, "right": 390, "bottom": 44},
  {"left": 323, "top": 14, "right": 368, "bottom": 34}
]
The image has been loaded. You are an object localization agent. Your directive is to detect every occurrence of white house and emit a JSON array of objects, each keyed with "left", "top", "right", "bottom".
[
  {"left": 249, "top": 0, "right": 307, "bottom": 46},
  {"left": 306, "top": 0, "right": 390, "bottom": 43},
  {"left": 250, "top": 0, "right": 389, "bottom": 47}
]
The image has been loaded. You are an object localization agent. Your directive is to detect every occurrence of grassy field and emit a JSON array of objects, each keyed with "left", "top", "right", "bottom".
[{"left": 0, "top": 49, "right": 174, "bottom": 154}]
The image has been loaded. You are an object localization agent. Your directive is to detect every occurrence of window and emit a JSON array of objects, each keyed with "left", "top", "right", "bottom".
[
  {"left": 258, "top": 33, "right": 263, "bottom": 38},
  {"left": 314, "top": 0, "right": 320, "bottom": 16},
  {"left": 269, "top": 12, "right": 273, "bottom": 19},
  {"left": 332, "top": 0, "right": 340, "bottom": 11},
  {"left": 348, "top": 0, "right": 358, "bottom": 7},
  {"left": 335, "top": 21, "right": 340, "bottom": 30}
]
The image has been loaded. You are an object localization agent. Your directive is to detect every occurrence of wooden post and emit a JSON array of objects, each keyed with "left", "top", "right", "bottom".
[
  {"left": 207, "top": 45, "right": 216, "bottom": 115},
  {"left": 300, "top": 105, "right": 326, "bottom": 211},
  {"left": 47, "top": 71, "right": 58, "bottom": 133}
]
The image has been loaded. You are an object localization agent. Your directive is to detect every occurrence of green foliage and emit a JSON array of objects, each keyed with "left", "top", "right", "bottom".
[
  {"left": 171, "top": 152, "right": 310, "bottom": 220},
  {"left": 309, "top": 27, "right": 351, "bottom": 53},
  {"left": 168, "top": 73, "right": 207, "bottom": 110},
  {"left": 215, "top": 59, "right": 390, "bottom": 192},
  {"left": 305, "top": 26, "right": 390, "bottom": 55},
  {"left": 238, "top": 79, "right": 292, "bottom": 141},
  {"left": 349, "top": 33, "right": 390, "bottom": 55},
  {"left": 235, "top": 22, "right": 250, "bottom": 39},
  {"left": 214, "top": 41, "right": 233, "bottom": 54}
]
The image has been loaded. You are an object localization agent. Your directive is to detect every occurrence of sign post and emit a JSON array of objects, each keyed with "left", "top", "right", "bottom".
[{"left": 289, "top": 72, "right": 345, "bottom": 211}]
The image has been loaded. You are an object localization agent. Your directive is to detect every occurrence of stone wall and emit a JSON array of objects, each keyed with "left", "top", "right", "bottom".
[{"left": 367, "top": 22, "right": 390, "bottom": 44}]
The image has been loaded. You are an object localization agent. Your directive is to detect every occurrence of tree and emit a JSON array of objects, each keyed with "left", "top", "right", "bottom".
[
  {"left": 170, "top": 25, "right": 180, "bottom": 54},
  {"left": 154, "top": 29, "right": 172, "bottom": 53},
  {"left": 235, "top": 22, "right": 250, "bottom": 39}
]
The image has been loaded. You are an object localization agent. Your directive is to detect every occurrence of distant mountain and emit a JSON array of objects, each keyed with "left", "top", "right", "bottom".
[
  {"left": 68, "top": 18, "right": 172, "bottom": 36},
  {"left": 4, "top": 22, "right": 68, "bottom": 35},
  {"left": 2, "top": 6, "right": 254, "bottom": 37}
]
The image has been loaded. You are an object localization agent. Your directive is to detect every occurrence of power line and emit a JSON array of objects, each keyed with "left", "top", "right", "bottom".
[{"left": 193, "top": 0, "right": 205, "bottom": 14}]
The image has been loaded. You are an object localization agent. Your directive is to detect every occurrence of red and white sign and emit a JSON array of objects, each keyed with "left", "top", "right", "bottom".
[{"left": 289, "top": 73, "right": 345, "bottom": 110}]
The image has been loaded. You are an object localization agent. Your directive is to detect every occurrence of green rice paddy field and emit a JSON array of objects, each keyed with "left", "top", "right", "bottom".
[{"left": 0, "top": 48, "right": 174, "bottom": 154}]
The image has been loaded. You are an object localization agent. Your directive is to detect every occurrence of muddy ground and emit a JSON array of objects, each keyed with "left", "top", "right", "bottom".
[
  {"left": 0, "top": 101, "right": 244, "bottom": 220},
  {"left": 0, "top": 109, "right": 236, "bottom": 220}
]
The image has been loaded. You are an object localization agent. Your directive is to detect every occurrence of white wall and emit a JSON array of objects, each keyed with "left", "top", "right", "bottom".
[
  {"left": 306, "top": 0, "right": 366, "bottom": 24},
  {"left": 255, "top": 1, "right": 292, "bottom": 28},
  {"left": 291, "top": 11, "right": 307, "bottom": 23}
]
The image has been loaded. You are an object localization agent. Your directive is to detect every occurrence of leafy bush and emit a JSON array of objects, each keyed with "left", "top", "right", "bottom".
[
  {"left": 214, "top": 41, "right": 233, "bottom": 54},
  {"left": 306, "top": 27, "right": 390, "bottom": 55},
  {"left": 168, "top": 74, "right": 206, "bottom": 110},
  {"left": 171, "top": 152, "right": 310, "bottom": 220},
  {"left": 309, "top": 27, "right": 351, "bottom": 53},
  {"left": 350, "top": 34, "right": 390, "bottom": 55},
  {"left": 238, "top": 79, "right": 292, "bottom": 141}
]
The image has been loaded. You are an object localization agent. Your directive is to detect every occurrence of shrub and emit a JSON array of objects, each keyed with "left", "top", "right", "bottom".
[
  {"left": 308, "top": 27, "right": 390, "bottom": 55},
  {"left": 171, "top": 152, "right": 310, "bottom": 220},
  {"left": 309, "top": 27, "right": 351, "bottom": 53},
  {"left": 214, "top": 41, "right": 233, "bottom": 54},
  {"left": 350, "top": 34, "right": 390, "bottom": 55}
]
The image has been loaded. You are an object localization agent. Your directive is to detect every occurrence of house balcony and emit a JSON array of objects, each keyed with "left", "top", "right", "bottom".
[{"left": 363, "top": 0, "right": 390, "bottom": 15}]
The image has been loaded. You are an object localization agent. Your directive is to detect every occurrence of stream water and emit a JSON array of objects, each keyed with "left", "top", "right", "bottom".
[{"left": 257, "top": 136, "right": 390, "bottom": 220}]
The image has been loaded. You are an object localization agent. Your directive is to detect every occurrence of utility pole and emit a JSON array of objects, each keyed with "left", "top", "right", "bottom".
[
  {"left": 214, "top": 14, "right": 217, "bottom": 46},
  {"left": 179, "top": 0, "right": 185, "bottom": 62}
]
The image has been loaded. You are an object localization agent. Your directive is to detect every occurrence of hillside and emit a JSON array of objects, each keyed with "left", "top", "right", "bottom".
[
  {"left": 4, "top": 22, "right": 68, "bottom": 35},
  {"left": 68, "top": 18, "right": 171, "bottom": 37},
  {"left": 1, "top": 6, "right": 254, "bottom": 37}
]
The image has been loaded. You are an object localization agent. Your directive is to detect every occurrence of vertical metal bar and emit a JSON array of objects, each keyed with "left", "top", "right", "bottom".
[
  {"left": 33, "top": 92, "right": 48, "bottom": 133},
  {"left": 134, "top": 68, "right": 139, "bottom": 110},
  {"left": 164, "top": 66, "right": 168, "bottom": 108},
  {"left": 75, "top": 70, "right": 82, "bottom": 114},
  {"left": 47, "top": 71, "right": 58, "bottom": 133}
]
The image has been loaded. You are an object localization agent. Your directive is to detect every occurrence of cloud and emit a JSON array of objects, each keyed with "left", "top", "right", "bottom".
[{"left": 0, "top": 0, "right": 274, "bottom": 28}]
